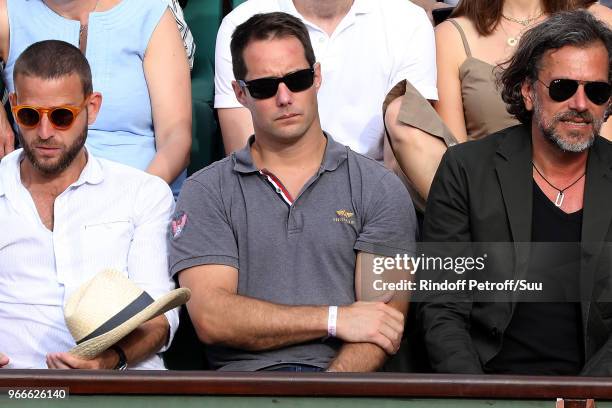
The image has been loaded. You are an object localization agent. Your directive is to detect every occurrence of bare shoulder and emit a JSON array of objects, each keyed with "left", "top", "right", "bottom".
[
  {"left": 588, "top": 3, "right": 612, "bottom": 27},
  {"left": 435, "top": 16, "right": 471, "bottom": 64},
  {"left": 435, "top": 16, "right": 472, "bottom": 44}
]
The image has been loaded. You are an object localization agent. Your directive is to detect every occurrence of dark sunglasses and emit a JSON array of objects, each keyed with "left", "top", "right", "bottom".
[
  {"left": 537, "top": 78, "right": 611, "bottom": 105},
  {"left": 12, "top": 98, "right": 89, "bottom": 130},
  {"left": 238, "top": 68, "right": 315, "bottom": 99}
]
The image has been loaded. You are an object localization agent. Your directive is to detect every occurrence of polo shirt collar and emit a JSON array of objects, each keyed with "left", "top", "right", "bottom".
[
  {"left": 320, "top": 132, "right": 348, "bottom": 172},
  {"left": 232, "top": 132, "right": 348, "bottom": 174},
  {"left": 279, "top": 0, "right": 372, "bottom": 20},
  {"left": 233, "top": 135, "right": 258, "bottom": 174},
  {"left": 350, "top": 0, "right": 373, "bottom": 15}
]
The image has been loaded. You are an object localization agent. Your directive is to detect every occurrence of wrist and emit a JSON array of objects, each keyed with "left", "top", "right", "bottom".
[
  {"left": 109, "top": 345, "right": 128, "bottom": 370},
  {"left": 95, "top": 348, "right": 119, "bottom": 370},
  {"left": 327, "top": 306, "right": 338, "bottom": 337}
]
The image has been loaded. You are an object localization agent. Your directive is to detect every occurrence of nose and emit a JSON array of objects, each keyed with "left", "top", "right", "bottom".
[
  {"left": 37, "top": 112, "right": 56, "bottom": 140},
  {"left": 275, "top": 82, "right": 294, "bottom": 107},
  {"left": 568, "top": 84, "right": 589, "bottom": 112}
]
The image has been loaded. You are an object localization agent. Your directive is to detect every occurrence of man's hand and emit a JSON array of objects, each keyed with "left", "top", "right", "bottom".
[
  {"left": 46, "top": 350, "right": 118, "bottom": 370},
  {"left": 0, "top": 352, "right": 9, "bottom": 367},
  {"left": 336, "top": 301, "right": 405, "bottom": 355},
  {"left": 0, "top": 110, "right": 14, "bottom": 159}
]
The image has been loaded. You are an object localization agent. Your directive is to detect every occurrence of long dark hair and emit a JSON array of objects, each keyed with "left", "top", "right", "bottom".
[
  {"left": 451, "top": 0, "right": 597, "bottom": 36},
  {"left": 499, "top": 10, "right": 612, "bottom": 124}
]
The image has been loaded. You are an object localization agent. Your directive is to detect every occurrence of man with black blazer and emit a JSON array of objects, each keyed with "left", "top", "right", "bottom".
[{"left": 420, "top": 10, "right": 612, "bottom": 376}]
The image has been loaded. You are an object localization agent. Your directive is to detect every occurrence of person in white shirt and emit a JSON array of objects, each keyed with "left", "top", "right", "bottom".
[
  {"left": 0, "top": 39, "right": 178, "bottom": 370},
  {"left": 215, "top": 0, "right": 437, "bottom": 160}
]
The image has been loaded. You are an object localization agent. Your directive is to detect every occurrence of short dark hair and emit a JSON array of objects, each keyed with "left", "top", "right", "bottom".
[
  {"left": 499, "top": 10, "right": 612, "bottom": 124},
  {"left": 230, "top": 12, "right": 316, "bottom": 80},
  {"left": 14, "top": 40, "right": 93, "bottom": 96}
]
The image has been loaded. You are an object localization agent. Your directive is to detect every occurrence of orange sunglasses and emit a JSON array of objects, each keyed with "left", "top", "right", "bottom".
[{"left": 12, "top": 98, "right": 89, "bottom": 130}]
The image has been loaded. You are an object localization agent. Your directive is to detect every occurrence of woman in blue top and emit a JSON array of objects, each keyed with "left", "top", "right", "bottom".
[{"left": 0, "top": 0, "right": 191, "bottom": 192}]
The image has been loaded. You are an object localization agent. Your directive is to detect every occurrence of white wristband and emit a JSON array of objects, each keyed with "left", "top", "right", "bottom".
[{"left": 327, "top": 306, "right": 338, "bottom": 337}]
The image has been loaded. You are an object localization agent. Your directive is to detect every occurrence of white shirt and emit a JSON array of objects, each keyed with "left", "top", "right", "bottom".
[
  {"left": 214, "top": 0, "right": 438, "bottom": 161},
  {"left": 0, "top": 149, "right": 178, "bottom": 369}
]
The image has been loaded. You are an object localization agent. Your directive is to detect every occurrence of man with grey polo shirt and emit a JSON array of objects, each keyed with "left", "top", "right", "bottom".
[{"left": 170, "top": 12, "right": 417, "bottom": 372}]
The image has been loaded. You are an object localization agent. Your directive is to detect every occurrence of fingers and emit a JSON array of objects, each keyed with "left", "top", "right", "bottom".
[
  {"left": 0, "top": 352, "right": 9, "bottom": 367},
  {"left": 373, "top": 321, "right": 403, "bottom": 354},
  {"left": 380, "top": 303, "right": 405, "bottom": 332},
  {"left": 336, "top": 302, "right": 405, "bottom": 353},
  {"left": 46, "top": 352, "right": 91, "bottom": 369},
  {"left": 46, "top": 353, "right": 74, "bottom": 369},
  {"left": 372, "top": 331, "right": 395, "bottom": 355}
]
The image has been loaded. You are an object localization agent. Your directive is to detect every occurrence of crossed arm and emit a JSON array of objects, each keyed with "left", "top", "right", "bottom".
[
  {"left": 45, "top": 316, "right": 169, "bottom": 369},
  {"left": 45, "top": 177, "right": 178, "bottom": 370},
  {"left": 327, "top": 252, "right": 410, "bottom": 372},
  {"left": 179, "top": 252, "right": 408, "bottom": 371}
]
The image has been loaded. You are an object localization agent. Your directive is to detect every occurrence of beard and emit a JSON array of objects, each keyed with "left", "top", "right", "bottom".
[
  {"left": 19, "top": 126, "right": 87, "bottom": 175},
  {"left": 533, "top": 92, "right": 602, "bottom": 153}
]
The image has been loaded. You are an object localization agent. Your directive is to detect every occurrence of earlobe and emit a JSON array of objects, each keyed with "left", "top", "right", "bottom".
[
  {"left": 521, "top": 81, "right": 534, "bottom": 112},
  {"left": 232, "top": 80, "right": 248, "bottom": 107},
  {"left": 87, "top": 92, "right": 103, "bottom": 125}
]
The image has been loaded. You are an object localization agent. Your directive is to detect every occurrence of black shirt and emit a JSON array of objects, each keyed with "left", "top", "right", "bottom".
[{"left": 486, "top": 182, "right": 584, "bottom": 375}]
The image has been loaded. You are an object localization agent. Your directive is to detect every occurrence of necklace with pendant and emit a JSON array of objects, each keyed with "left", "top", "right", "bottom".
[
  {"left": 532, "top": 162, "right": 585, "bottom": 208},
  {"left": 502, "top": 12, "right": 543, "bottom": 26},
  {"left": 501, "top": 11, "right": 543, "bottom": 47}
]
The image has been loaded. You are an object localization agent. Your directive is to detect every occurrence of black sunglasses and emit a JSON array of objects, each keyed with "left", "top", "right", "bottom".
[
  {"left": 537, "top": 78, "right": 611, "bottom": 105},
  {"left": 238, "top": 68, "right": 315, "bottom": 99}
]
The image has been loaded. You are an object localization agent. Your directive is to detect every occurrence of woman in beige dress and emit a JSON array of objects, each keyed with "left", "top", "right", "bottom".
[{"left": 385, "top": 0, "right": 612, "bottom": 205}]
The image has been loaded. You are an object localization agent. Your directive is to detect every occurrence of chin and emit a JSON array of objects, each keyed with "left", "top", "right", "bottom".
[
  {"left": 271, "top": 125, "right": 309, "bottom": 142},
  {"left": 554, "top": 135, "right": 595, "bottom": 153}
]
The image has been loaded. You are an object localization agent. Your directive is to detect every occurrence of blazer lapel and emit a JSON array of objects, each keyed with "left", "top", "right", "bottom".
[{"left": 495, "top": 126, "right": 534, "bottom": 283}]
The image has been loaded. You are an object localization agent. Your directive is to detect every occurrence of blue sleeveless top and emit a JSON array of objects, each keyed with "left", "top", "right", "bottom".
[{"left": 5, "top": 0, "right": 185, "bottom": 192}]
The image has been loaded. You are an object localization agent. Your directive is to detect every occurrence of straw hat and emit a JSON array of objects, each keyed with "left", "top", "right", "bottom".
[{"left": 65, "top": 269, "right": 190, "bottom": 359}]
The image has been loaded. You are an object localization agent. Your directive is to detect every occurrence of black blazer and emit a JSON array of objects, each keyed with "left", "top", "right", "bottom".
[{"left": 419, "top": 124, "right": 612, "bottom": 375}]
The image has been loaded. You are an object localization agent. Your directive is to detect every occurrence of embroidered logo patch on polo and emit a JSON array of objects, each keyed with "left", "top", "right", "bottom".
[
  {"left": 333, "top": 209, "right": 355, "bottom": 225},
  {"left": 171, "top": 211, "right": 187, "bottom": 239},
  {"left": 335, "top": 210, "right": 354, "bottom": 218}
]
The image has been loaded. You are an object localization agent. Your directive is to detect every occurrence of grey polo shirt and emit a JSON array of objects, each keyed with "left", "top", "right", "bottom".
[{"left": 169, "top": 135, "right": 417, "bottom": 371}]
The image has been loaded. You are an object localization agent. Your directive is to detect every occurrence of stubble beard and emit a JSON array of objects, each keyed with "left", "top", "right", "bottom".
[
  {"left": 532, "top": 92, "right": 601, "bottom": 153},
  {"left": 20, "top": 126, "right": 87, "bottom": 175}
]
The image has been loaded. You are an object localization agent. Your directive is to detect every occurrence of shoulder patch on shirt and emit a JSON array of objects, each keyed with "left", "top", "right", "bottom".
[{"left": 171, "top": 211, "right": 187, "bottom": 239}]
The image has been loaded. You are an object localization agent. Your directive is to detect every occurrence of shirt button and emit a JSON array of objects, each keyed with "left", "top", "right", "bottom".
[
  {"left": 276, "top": 187, "right": 282, "bottom": 193},
  {"left": 319, "top": 37, "right": 325, "bottom": 43}
]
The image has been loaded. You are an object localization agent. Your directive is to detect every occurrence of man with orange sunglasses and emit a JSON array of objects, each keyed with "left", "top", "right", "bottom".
[{"left": 0, "top": 40, "right": 179, "bottom": 370}]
